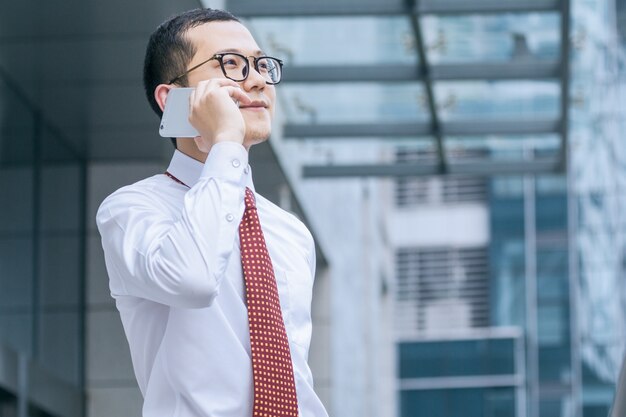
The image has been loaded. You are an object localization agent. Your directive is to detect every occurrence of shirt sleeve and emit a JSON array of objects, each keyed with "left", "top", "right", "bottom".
[
  {"left": 96, "top": 142, "right": 248, "bottom": 309},
  {"left": 308, "top": 237, "right": 317, "bottom": 281}
]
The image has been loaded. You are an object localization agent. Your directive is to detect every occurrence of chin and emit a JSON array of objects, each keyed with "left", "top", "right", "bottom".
[
  {"left": 244, "top": 131, "right": 271, "bottom": 148},
  {"left": 244, "top": 123, "right": 272, "bottom": 145}
]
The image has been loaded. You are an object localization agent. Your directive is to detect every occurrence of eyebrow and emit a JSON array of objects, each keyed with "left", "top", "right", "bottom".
[{"left": 216, "top": 48, "right": 266, "bottom": 56}]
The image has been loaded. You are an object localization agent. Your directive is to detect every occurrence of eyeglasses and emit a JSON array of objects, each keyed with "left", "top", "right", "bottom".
[{"left": 168, "top": 53, "right": 283, "bottom": 85}]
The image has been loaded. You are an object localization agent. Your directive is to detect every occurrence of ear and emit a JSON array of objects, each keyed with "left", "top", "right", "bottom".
[{"left": 154, "top": 84, "right": 173, "bottom": 113}]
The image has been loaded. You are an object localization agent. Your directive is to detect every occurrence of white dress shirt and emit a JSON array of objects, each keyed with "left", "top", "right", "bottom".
[{"left": 96, "top": 143, "right": 329, "bottom": 417}]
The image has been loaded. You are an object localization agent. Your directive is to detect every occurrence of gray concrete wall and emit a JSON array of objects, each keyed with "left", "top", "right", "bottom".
[{"left": 87, "top": 162, "right": 163, "bottom": 417}]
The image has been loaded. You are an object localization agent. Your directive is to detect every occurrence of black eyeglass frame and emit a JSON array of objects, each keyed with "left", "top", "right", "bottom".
[{"left": 168, "top": 53, "right": 284, "bottom": 85}]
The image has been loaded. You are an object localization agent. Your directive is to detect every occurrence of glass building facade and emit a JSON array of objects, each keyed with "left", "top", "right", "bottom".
[
  {"left": 391, "top": 1, "right": 625, "bottom": 415},
  {"left": 241, "top": 1, "right": 626, "bottom": 416},
  {"left": 571, "top": 0, "right": 626, "bottom": 415}
]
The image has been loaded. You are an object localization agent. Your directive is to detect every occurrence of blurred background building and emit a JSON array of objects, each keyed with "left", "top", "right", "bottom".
[{"left": 0, "top": 0, "right": 624, "bottom": 416}]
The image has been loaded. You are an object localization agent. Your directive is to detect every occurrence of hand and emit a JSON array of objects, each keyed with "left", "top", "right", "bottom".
[{"left": 188, "top": 79, "right": 252, "bottom": 152}]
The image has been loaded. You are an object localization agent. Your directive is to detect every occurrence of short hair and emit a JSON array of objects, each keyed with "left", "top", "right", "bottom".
[{"left": 143, "top": 8, "right": 240, "bottom": 147}]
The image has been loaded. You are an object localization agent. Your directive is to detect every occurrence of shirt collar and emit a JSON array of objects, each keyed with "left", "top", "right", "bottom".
[{"left": 166, "top": 149, "right": 255, "bottom": 191}]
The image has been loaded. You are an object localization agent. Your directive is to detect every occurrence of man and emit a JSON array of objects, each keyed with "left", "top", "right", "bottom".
[{"left": 96, "top": 8, "right": 329, "bottom": 417}]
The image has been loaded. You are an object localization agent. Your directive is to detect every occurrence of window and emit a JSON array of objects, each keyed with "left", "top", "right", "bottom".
[{"left": 395, "top": 247, "right": 489, "bottom": 335}]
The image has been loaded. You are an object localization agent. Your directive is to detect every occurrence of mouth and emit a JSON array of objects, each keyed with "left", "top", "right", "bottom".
[{"left": 239, "top": 100, "right": 268, "bottom": 110}]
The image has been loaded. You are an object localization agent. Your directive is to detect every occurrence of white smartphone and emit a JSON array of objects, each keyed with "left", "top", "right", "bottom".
[{"left": 159, "top": 88, "right": 199, "bottom": 138}]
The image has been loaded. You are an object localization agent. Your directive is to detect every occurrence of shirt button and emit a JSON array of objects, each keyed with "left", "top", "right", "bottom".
[
  {"left": 232, "top": 159, "right": 241, "bottom": 168},
  {"left": 226, "top": 213, "right": 234, "bottom": 222}
]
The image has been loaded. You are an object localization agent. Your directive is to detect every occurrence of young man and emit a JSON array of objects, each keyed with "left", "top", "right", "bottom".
[{"left": 96, "top": 8, "right": 329, "bottom": 417}]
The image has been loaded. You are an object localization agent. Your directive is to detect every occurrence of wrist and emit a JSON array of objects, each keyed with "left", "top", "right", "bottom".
[
  {"left": 214, "top": 130, "right": 244, "bottom": 145},
  {"left": 201, "top": 141, "right": 249, "bottom": 181}
]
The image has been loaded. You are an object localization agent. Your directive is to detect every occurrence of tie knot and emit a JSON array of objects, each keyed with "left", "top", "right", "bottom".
[{"left": 244, "top": 187, "right": 256, "bottom": 210}]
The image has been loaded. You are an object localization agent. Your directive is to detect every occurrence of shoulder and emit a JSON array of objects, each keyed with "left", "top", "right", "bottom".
[{"left": 96, "top": 174, "right": 174, "bottom": 226}]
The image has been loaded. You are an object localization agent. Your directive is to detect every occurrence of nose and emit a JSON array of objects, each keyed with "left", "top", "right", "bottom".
[{"left": 241, "top": 57, "right": 266, "bottom": 90}]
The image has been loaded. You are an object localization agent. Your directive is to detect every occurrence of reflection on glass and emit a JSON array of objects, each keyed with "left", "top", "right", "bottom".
[
  {"left": 435, "top": 81, "right": 560, "bottom": 121},
  {"left": 422, "top": 13, "right": 560, "bottom": 64},
  {"left": 250, "top": 17, "right": 417, "bottom": 65},
  {"left": 490, "top": 176, "right": 526, "bottom": 328},
  {"left": 445, "top": 135, "right": 561, "bottom": 161},
  {"left": 281, "top": 83, "right": 429, "bottom": 123},
  {"left": 401, "top": 387, "right": 516, "bottom": 416},
  {"left": 399, "top": 339, "right": 516, "bottom": 378},
  {"left": 281, "top": 138, "right": 425, "bottom": 165}
]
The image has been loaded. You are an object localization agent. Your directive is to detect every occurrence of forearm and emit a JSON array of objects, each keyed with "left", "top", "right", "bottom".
[{"left": 98, "top": 143, "right": 249, "bottom": 308}]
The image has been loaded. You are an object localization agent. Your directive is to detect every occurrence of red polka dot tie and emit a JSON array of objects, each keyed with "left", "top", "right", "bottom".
[{"left": 239, "top": 187, "right": 299, "bottom": 416}]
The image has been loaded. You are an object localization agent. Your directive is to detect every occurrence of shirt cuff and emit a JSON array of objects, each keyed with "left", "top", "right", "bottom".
[{"left": 200, "top": 142, "right": 249, "bottom": 184}]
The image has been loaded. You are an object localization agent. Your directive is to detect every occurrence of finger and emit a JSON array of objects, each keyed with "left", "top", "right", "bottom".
[
  {"left": 209, "top": 78, "right": 242, "bottom": 89},
  {"left": 197, "top": 78, "right": 241, "bottom": 91},
  {"left": 203, "top": 80, "right": 246, "bottom": 102},
  {"left": 193, "top": 82, "right": 208, "bottom": 107},
  {"left": 223, "top": 86, "right": 252, "bottom": 105},
  {"left": 193, "top": 136, "right": 209, "bottom": 153},
  {"left": 192, "top": 79, "right": 242, "bottom": 107}
]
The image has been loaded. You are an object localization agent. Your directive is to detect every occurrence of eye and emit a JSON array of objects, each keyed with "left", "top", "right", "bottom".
[
  {"left": 223, "top": 58, "right": 239, "bottom": 66},
  {"left": 221, "top": 54, "right": 245, "bottom": 68},
  {"left": 258, "top": 58, "right": 278, "bottom": 73}
]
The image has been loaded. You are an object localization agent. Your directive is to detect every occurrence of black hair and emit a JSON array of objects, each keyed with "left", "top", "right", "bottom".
[{"left": 143, "top": 8, "right": 240, "bottom": 147}]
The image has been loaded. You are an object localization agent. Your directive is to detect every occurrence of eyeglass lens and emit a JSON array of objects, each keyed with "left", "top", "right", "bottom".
[{"left": 221, "top": 54, "right": 281, "bottom": 84}]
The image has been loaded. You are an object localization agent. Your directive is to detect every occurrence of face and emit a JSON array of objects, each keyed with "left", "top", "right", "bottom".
[{"left": 183, "top": 21, "right": 276, "bottom": 147}]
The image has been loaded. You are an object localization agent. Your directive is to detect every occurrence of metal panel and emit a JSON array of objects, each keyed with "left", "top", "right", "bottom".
[
  {"left": 302, "top": 159, "right": 562, "bottom": 178},
  {"left": 283, "top": 61, "right": 560, "bottom": 83},
  {"left": 28, "top": 361, "right": 83, "bottom": 417},
  {"left": 228, "top": 0, "right": 560, "bottom": 17},
  {"left": 0, "top": 345, "right": 82, "bottom": 417},
  {"left": 399, "top": 374, "right": 523, "bottom": 390},
  {"left": 418, "top": 0, "right": 560, "bottom": 15},
  {"left": 559, "top": 0, "right": 571, "bottom": 170},
  {"left": 560, "top": 0, "right": 580, "bottom": 413},
  {"left": 284, "top": 118, "right": 561, "bottom": 138},
  {"left": 408, "top": 0, "right": 447, "bottom": 172},
  {"left": 284, "top": 122, "right": 432, "bottom": 138},
  {"left": 228, "top": 0, "right": 406, "bottom": 17},
  {"left": 396, "top": 247, "right": 490, "bottom": 333},
  {"left": 523, "top": 170, "right": 539, "bottom": 417},
  {"left": 442, "top": 118, "right": 562, "bottom": 135},
  {"left": 283, "top": 65, "right": 421, "bottom": 83},
  {"left": 397, "top": 326, "right": 523, "bottom": 343},
  {"left": 432, "top": 61, "right": 561, "bottom": 81},
  {"left": 0, "top": 345, "right": 19, "bottom": 395},
  {"left": 396, "top": 175, "right": 487, "bottom": 206}
]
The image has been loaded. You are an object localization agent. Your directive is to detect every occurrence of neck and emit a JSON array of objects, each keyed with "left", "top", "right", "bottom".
[
  {"left": 175, "top": 138, "right": 253, "bottom": 163},
  {"left": 175, "top": 139, "right": 208, "bottom": 163}
]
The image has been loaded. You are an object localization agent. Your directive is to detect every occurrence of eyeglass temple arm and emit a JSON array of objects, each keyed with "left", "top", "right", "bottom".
[{"left": 169, "top": 56, "right": 217, "bottom": 85}]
